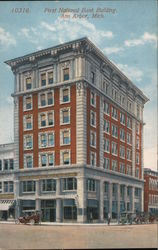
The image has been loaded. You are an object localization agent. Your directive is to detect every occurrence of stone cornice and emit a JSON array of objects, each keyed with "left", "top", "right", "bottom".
[{"left": 5, "top": 36, "right": 148, "bottom": 104}]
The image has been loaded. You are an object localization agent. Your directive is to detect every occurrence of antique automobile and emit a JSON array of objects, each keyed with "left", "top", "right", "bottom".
[
  {"left": 120, "top": 212, "right": 136, "bottom": 225},
  {"left": 15, "top": 212, "right": 40, "bottom": 225}
]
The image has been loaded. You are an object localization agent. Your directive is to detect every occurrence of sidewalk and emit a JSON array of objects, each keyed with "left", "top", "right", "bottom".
[{"left": 0, "top": 220, "right": 119, "bottom": 226}]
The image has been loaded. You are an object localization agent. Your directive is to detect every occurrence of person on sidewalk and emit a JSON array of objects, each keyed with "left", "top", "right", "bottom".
[{"left": 108, "top": 213, "right": 111, "bottom": 225}]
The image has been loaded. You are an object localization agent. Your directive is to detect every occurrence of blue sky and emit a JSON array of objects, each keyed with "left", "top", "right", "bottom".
[{"left": 0, "top": 0, "right": 157, "bottom": 170}]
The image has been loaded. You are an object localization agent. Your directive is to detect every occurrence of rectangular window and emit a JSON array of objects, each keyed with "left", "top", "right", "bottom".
[
  {"left": 90, "top": 152, "right": 96, "bottom": 166},
  {"left": 136, "top": 123, "right": 140, "bottom": 134},
  {"left": 127, "top": 132, "right": 132, "bottom": 145},
  {"left": 0, "top": 182, "right": 2, "bottom": 193},
  {"left": 127, "top": 149, "right": 132, "bottom": 161},
  {"left": 112, "top": 183, "right": 117, "bottom": 196},
  {"left": 120, "top": 128, "right": 125, "bottom": 142},
  {"left": 48, "top": 112, "right": 54, "bottom": 126},
  {"left": 120, "top": 145, "right": 125, "bottom": 159},
  {"left": 22, "top": 181, "right": 35, "bottom": 193},
  {"left": 63, "top": 89, "right": 69, "bottom": 103},
  {"left": 103, "top": 120, "right": 110, "bottom": 134},
  {"left": 48, "top": 133, "right": 55, "bottom": 147},
  {"left": 103, "top": 102, "right": 110, "bottom": 115},
  {"left": 4, "top": 181, "right": 14, "bottom": 193},
  {"left": 47, "top": 92, "right": 53, "bottom": 105},
  {"left": 41, "top": 73, "right": 46, "bottom": 86},
  {"left": 40, "top": 94, "right": 46, "bottom": 106},
  {"left": 135, "top": 187, "right": 140, "bottom": 197},
  {"left": 61, "top": 109, "right": 70, "bottom": 124},
  {"left": 41, "top": 154, "right": 47, "bottom": 167},
  {"left": 127, "top": 117, "right": 132, "bottom": 129},
  {"left": 25, "top": 155, "right": 33, "bottom": 168},
  {"left": 112, "top": 124, "right": 118, "bottom": 138},
  {"left": 137, "top": 105, "right": 140, "bottom": 119},
  {"left": 90, "top": 110, "right": 96, "bottom": 127},
  {"left": 42, "top": 179, "right": 56, "bottom": 192},
  {"left": 9, "top": 159, "right": 14, "bottom": 170},
  {"left": 40, "top": 114, "right": 46, "bottom": 127},
  {"left": 4, "top": 159, "right": 8, "bottom": 170},
  {"left": 25, "top": 135, "right": 33, "bottom": 149},
  {"left": 112, "top": 142, "right": 118, "bottom": 156},
  {"left": 112, "top": 160, "right": 117, "bottom": 171},
  {"left": 104, "top": 139, "right": 110, "bottom": 153},
  {"left": 120, "top": 112, "right": 125, "bottom": 125},
  {"left": 62, "top": 151, "right": 70, "bottom": 165},
  {"left": 26, "top": 77, "right": 32, "bottom": 90},
  {"left": 61, "top": 130, "right": 70, "bottom": 145},
  {"left": 103, "top": 157, "right": 110, "bottom": 170},
  {"left": 104, "top": 182, "right": 109, "bottom": 193},
  {"left": 40, "top": 134, "right": 47, "bottom": 148},
  {"left": 48, "top": 154, "right": 54, "bottom": 166},
  {"left": 127, "top": 165, "right": 132, "bottom": 175},
  {"left": 136, "top": 153, "right": 140, "bottom": 164},
  {"left": 112, "top": 107, "right": 118, "bottom": 120},
  {"left": 63, "top": 178, "right": 77, "bottom": 191},
  {"left": 136, "top": 136, "right": 140, "bottom": 149},
  {"left": 87, "top": 179, "right": 96, "bottom": 192},
  {"left": 120, "top": 162, "right": 125, "bottom": 174},
  {"left": 26, "top": 96, "right": 32, "bottom": 110},
  {"left": 91, "top": 71, "right": 95, "bottom": 84},
  {"left": 0, "top": 160, "right": 2, "bottom": 171},
  {"left": 90, "top": 91, "right": 96, "bottom": 107},
  {"left": 25, "top": 115, "right": 32, "bottom": 130},
  {"left": 63, "top": 68, "right": 69, "bottom": 81},
  {"left": 90, "top": 131, "right": 96, "bottom": 147},
  {"left": 48, "top": 71, "right": 53, "bottom": 84}
]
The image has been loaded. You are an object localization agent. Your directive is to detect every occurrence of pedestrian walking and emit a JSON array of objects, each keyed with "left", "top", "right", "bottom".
[{"left": 108, "top": 213, "right": 111, "bottom": 225}]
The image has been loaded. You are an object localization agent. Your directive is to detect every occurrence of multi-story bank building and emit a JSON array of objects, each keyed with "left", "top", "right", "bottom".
[{"left": 5, "top": 37, "right": 148, "bottom": 223}]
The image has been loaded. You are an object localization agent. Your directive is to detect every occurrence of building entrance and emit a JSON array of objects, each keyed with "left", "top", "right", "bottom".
[{"left": 41, "top": 200, "right": 56, "bottom": 222}]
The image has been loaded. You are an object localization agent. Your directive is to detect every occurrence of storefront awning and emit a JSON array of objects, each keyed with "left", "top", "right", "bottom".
[{"left": 0, "top": 200, "right": 15, "bottom": 211}]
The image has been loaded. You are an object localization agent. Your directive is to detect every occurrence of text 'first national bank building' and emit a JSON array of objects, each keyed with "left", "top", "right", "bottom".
[{"left": 4, "top": 37, "right": 148, "bottom": 223}]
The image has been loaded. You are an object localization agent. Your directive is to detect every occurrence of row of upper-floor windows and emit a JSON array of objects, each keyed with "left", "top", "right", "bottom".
[
  {"left": 20, "top": 177, "right": 77, "bottom": 193},
  {"left": 0, "top": 181, "right": 14, "bottom": 193},
  {"left": 99, "top": 82, "right": 142, "bottom": 119},
  {"left": 25, "top": 68, "right": 69, "bottom": 91},
  {"left": 103, "top": 139, "right": 139, "bottom": 162},
  {"left": 0, "top": 159, "right": 14, "bottom": 171},
  {"left": 24, "top": 149, "right": 71, "bottom": 168},
  {"left": 23, "top": 108, "right": 70, "bottom": 131},
  {"left": 23, "top": 129, "right": 71, "bottom": 150},
  {"left": 89, "top": 150, "right": 139, "bottom": 177},
  {"left": 149, "top": 194, "right": 158, "bottom": 205},
  {"left": 23, "top": 87, "right": 70, "bottom": 111}
]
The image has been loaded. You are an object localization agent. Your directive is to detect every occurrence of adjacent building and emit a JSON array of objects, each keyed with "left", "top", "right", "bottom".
[
  {"left": 4, "top": 37, "right": 148, "bottom": 222},
  {"left": 0, "top": 143, "right": 15, "bottom": 220},
  {"left": 144, "top": 168, "right": 158, "bottom": 215}
]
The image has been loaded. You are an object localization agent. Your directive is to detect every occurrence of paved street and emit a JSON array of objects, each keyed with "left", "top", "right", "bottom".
[{"left": 0, "top": 223, "right": 157, "bottom": 249}]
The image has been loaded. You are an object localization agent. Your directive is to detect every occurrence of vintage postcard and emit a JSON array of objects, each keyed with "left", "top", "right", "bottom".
[{"left": 0, "top": 0, "right": 157, "bottom": 249}]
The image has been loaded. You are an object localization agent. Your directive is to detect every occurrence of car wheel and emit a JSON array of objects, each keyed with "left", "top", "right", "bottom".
[{"left": 30, "top": 219, "right": 35, "bottom": 225}]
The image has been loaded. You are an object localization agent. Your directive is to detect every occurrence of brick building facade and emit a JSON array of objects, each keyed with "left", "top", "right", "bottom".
[
  {"left": 144, "top": 168, "right": 158, "bottom": 215},
  {"left": 4, "top": 37, "right": 148, "bottom": 222}
]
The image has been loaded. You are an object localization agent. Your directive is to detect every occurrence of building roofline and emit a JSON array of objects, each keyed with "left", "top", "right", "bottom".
[
  {"left": 144, "top": 168, "right": 158, "bottom": 175},
  {"left": 5, "top": 36, "right": 149, "bottom": 103}
]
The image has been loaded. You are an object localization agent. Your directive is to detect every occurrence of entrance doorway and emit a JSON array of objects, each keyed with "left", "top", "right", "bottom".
[{"left": 41, "top": 200, "right": 56, "bottom": 222}]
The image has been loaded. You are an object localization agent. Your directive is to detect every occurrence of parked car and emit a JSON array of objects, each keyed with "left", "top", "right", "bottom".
[
  {"left": 120, "top": 212, "right": 136, "bottom": 225},
  {"left": 16, "top": 212, "right": 40, "bottom": 225}
]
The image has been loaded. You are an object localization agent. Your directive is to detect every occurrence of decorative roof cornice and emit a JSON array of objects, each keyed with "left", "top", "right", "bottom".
[{"left": 5, "top": 36, "right": 149, "bottom": 103}]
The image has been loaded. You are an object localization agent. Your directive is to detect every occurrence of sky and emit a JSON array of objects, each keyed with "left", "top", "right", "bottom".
[{"left": 0, "top": 0, "right": 157, "bottom": 171}]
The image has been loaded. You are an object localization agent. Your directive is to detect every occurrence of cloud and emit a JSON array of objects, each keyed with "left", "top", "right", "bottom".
[
  {"left": 124, "top": 32, "right": 157, "bottom": 47},
  {"left": 0, "top": 27, "right": 16, "bottom": 47},
  {"left": 115, "top": 63, "right": 143, "bottom": 82},
  {"left": 103, "top": 46, "right": 124, "bottom": 55},
  {"left": 18, "top": 17, "right": 113, "bottom": 48}
]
